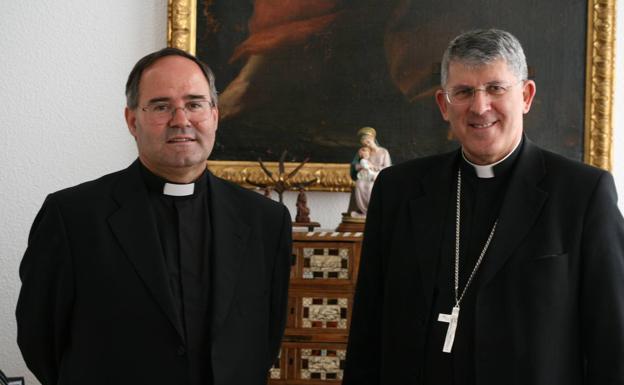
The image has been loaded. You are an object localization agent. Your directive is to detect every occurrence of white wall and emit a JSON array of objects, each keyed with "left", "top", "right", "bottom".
[
  {"left": 0, "top": 1, "right": 621, "bottom": 383},
  {"left": 0, "top": 1, "right": 168, "bottom": 382}
]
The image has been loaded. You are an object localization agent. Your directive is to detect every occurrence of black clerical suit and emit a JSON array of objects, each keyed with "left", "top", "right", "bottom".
[
  {"left": 343, "top": 138, "right": 624, "bottom": 385},
  {"left": 16, "top": 160, "right": 292, "bottom": 385}
]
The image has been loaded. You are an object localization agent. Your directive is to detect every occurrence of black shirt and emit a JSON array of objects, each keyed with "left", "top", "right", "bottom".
[
  {"left": 423, "top": 140, "right": 523, "bottom": 385},
  {"left": 139, "top": 163, "right": 213, "bottom": 385}
]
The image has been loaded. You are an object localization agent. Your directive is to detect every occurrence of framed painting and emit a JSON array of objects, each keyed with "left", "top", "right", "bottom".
[{"left": 168, "top": 0, "right": 616, "bottom": 191}]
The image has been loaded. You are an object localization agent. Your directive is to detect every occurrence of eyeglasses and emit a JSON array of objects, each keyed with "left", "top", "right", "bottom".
[
  {"left": 442, "top": 80, "right": 525, "bottom": 105},
  {"left": 141, "top": 100, "right": 215, "bottom": 123}
]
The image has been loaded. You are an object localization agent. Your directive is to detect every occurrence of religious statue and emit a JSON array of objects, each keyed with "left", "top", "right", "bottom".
[
  {"left": 349, "top": 126, "right": 391, "bottom": 216},
  {"left": 292, "top": 187, "right": 320, "bottom": 231},
  {"left": 295, "top": 189, "right": 311, "bottom": 223},
  {"left": 337, "top": 127, "right": 391, "bottom": 232}
]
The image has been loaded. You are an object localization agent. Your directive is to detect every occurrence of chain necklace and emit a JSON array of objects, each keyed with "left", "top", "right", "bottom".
[{"left": 438, "top": 168, "right": 498, "bottom": 353}]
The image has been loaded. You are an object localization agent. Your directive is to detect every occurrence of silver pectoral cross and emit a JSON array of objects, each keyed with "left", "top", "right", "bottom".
[{"left": 437, "top": 306, "right": 460, "bottom": 353}]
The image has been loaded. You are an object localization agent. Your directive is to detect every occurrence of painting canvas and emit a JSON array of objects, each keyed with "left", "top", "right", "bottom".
[
  {"left": 193, "top": 0, "right": 586, "bottom": 164},
  {"left": 167, "top": 0, "right": 614, "bottom": 189}
]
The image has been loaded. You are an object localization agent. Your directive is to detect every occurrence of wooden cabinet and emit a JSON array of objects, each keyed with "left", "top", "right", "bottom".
[{"left": 269, "top": 231, "right": 363, "bottom": 384}]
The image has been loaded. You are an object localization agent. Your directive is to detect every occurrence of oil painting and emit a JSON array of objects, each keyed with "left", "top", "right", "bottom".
[{"left": 168, "top": 0, "right": 615, "bottom": 190}]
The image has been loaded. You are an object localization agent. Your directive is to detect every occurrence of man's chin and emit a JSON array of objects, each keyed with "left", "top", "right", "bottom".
[
  {"left": 175, "top": 158, "right": 209, "bottom": 169},
  {"left": 167, "top": 151, "right": 210, "bottom": 167}
]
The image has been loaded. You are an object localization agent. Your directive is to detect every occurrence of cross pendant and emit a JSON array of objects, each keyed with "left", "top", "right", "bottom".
[{"left": 437, "top": 306, "right": 460, "bottom": 353}]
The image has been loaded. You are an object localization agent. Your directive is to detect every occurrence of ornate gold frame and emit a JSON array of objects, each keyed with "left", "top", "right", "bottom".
[
  {"left": 584, "top": 0, "right": 616, "bottom": 170},
  {"left": 168, "top": 0, "right": 616, "bottom": 190}
]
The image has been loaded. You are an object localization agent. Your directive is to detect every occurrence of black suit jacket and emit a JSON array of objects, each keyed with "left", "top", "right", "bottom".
[
  {"left": 16, "top": 160, "right": 292, "bottom": 385},
  {"left": 343, "top": 139, "right": 624, "bottom": 385}
]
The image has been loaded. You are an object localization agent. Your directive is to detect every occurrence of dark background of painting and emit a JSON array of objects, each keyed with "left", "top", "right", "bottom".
[{"left": 196, "top": 0, "right": 586, "bottom": 165}]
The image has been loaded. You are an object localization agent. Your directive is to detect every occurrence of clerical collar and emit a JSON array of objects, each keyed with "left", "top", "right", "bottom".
[
  {"left": 138, "top": 161, "right": 208, "bottom": 197},
  {"left": 163, "top": 182, "right": 194, "bottom": 196},
  {"left": 461, "top": 137, "right": 523, "bottom": 179}
]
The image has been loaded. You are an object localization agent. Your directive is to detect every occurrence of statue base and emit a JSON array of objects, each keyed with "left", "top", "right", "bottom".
[
  {"left": 293, "top": 221, "right": 321, "bottom": 232},
  {"left": 335, "top": 213, "right": 366, "bottom": 233}
]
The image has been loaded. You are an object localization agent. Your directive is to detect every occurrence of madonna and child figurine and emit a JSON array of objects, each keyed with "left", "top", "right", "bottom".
[{"left": 338, "top": 127, "right": 391, "bottom": 231}]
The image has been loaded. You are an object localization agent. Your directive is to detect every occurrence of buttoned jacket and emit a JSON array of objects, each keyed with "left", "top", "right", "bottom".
[
  {"left": 17, "top": 160, "right": 292, "bottom": 385},
  {"left": 343, "top": 139, "right": 624, "bottom": 385}
]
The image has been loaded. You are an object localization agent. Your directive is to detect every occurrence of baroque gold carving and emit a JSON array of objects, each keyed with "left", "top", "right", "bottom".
[
  {"left": 207, "top": 161, "right": 353, "bottom": 192},
  {"left": 584, "top": 0, "right": 616, "bottom": 170},
  {"left": 167, "top": 0, "right": 196, "bottom": 54},
  {"left": 169, "top": 0, "right": 616, "bottom": 190}
]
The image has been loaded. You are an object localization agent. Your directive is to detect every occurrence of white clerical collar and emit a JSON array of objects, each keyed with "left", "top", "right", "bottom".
[
  {"left": 462, "top": 138, "right": 522, "bottom": 179},
  {"left": 163, "top": 182, "right": 195, "bottom": 196}
]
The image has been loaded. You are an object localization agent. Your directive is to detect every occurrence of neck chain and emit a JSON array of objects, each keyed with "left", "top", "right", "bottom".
[
  {"left": 454, "top": 168, "right": 498, "bottom": 305},
  {"left": 438, "top": 168, "right": 498, "bottom": 353}
]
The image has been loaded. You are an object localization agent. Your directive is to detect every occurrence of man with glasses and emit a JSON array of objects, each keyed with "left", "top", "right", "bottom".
[
  {"left": 344, "top": 29, "right": 624, "bottom": 384},
  {"left": 16, "top": 48, "right": 292, "bottom": 385}
]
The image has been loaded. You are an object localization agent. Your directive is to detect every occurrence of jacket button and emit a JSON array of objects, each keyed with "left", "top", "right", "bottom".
[{"left": 177, "top": 346, "right": 186, "bottom": 356}]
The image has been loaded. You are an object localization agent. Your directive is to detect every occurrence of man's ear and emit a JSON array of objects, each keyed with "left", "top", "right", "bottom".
[
  {"left": 125, "top": 107, "right": 138, "bottom": 138},
  {"left": 435, "top": 89, "right": 450, "bottom": 121},
  {"left": 522, "top": 80, "right": 537, "bottom": 114},
  {"left": 211, "top": 105, "right": 219, "bottom": 131}
]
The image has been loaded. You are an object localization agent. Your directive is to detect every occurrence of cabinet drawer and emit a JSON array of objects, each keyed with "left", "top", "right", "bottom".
[
  {"left": 269, "top": 342, "right": 348, "bottom": 383},
  {"left": 291, "top": 242, "right": 359, "bottom": 285},
  {"left": 285, "top": 292, "right": 352, "bottom": 333}
]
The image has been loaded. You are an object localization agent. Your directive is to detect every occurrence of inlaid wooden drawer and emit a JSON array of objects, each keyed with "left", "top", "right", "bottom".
[
  {"left": 290, "top": 234, "right": 362, "bottom": 287},
  {"left": 270, "top": 342, "right": 348, "bottom": 384},
  {"left": 285, "top": 292, "right": 353, "bottom": 339}
]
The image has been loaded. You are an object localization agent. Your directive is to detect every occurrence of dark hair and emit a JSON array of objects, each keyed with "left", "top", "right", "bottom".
[{"left": 125, "top": 47, "right": 218, "bottom": 109}]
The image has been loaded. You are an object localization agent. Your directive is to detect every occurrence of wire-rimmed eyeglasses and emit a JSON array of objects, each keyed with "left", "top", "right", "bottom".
[
  {"left": 140, "top": 100, "right": 215, "bottom": 123},
  {"left": 442, "top": 80, "right": 525, "bottom": 105}
]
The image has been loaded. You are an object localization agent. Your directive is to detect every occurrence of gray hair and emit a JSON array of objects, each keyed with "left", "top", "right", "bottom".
[
  {"left": 125, "top": 47, "right": 218, "bottom": 109},
  {"left": 440, "top": 29, "right": 528, "bottom": 86}
]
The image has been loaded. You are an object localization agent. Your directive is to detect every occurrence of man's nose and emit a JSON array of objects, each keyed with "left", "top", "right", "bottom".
[
  {"left": 169, "top": 107, "right": 191, "bottom": 126},
  {"left": 469, "top": 89, "right": 492, "bottom": 115}
]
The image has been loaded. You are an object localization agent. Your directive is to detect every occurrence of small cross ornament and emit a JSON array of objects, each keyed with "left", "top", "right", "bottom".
[{"left": 437, "top": 306, "right": 460, "bottom": 353}]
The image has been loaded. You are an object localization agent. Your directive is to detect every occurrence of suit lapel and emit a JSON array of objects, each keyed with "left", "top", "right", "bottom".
[
  {"left": 107, "top": 161, "right": 185, "bottom": 340},
  {"left": 410, "top": 152, "right": 458, "bottom": 311},
  {"left": 479, "top": 139, "right": 548, "bottom": 286},
  {"left": 208, "top": 173, "right": 250, "bottom": 334}
]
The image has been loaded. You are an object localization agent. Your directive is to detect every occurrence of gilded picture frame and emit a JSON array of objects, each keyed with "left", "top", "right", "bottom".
[{"left": 168, "top": 0, "right": 616, "bottom": 192}]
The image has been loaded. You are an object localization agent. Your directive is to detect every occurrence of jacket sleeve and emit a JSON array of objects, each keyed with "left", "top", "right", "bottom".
[
  {"left": 343, "top": 172, "right": 386, "bottom": 385},
  {"left": 580, "top": 171, "right": 624, "bottom": 384},
  {"left": 267, "top": 205, "right": 292, "bottom": 369},
  {"left": 16, "top": 195, "right": 75, "bottom": 385}
]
